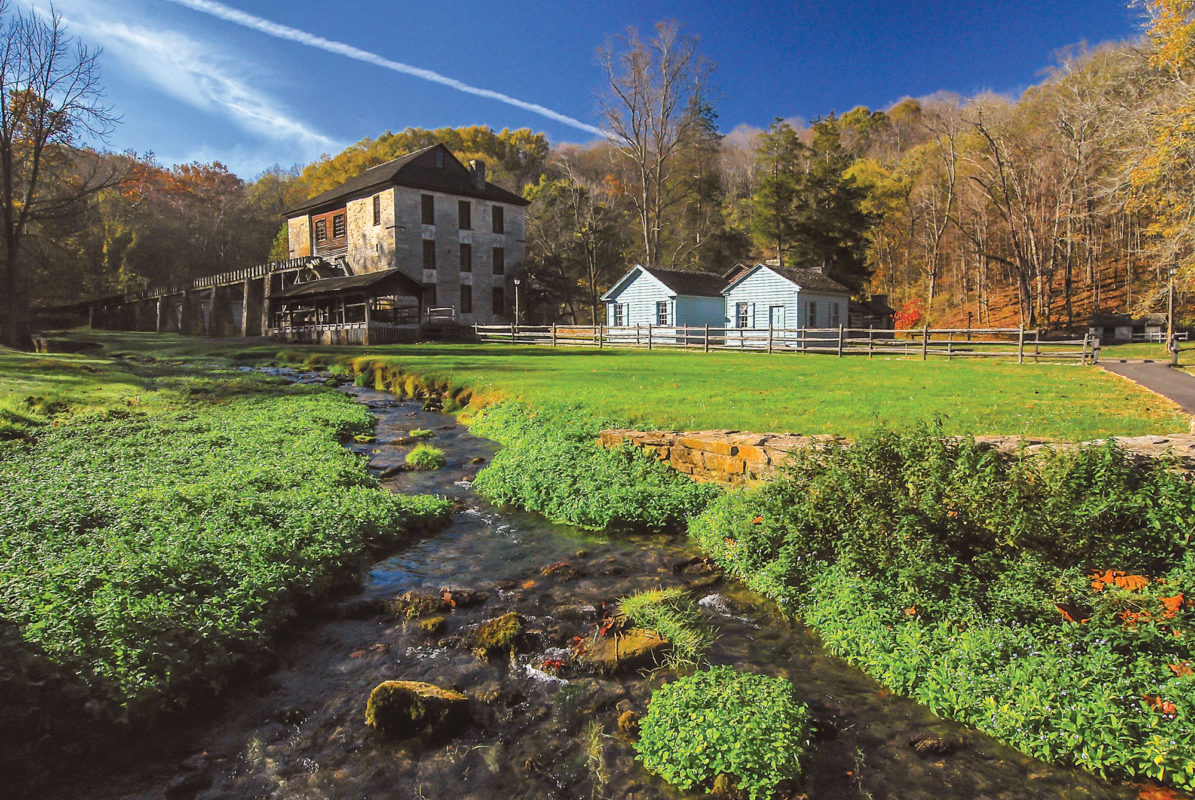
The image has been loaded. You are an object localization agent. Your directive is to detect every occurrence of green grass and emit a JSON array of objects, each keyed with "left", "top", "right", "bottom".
[
  {"left": 618, "top": 588, "right": 712, "bottom": 669},
  {"left": 405, "top": 443, "right": 446, "bottom": 470},
  {"left": 0, "top": 346, "right": 451, "bottom": 790},
  {"left": 48, "top": 330, "right": 1189, "bottom": 440}
]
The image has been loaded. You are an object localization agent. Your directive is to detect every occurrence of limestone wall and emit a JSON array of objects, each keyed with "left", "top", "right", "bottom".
[{"left": 599, "top": 429, "right": 1195, "bottom": 486}]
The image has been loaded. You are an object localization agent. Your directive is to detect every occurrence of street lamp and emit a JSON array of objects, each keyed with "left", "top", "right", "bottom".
[
  {"left": 513, "top": 278, "right": 521, "bottom": 333},
  {"left": 1169, "top": 267, "right": 1177, "bottom": 365}
]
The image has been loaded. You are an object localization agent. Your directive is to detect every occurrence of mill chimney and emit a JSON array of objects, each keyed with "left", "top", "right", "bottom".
[{"left": 469, "top": 160, "right": 486, "bottom": 191}]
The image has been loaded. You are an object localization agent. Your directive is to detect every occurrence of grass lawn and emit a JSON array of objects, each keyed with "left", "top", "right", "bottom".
[{"left": 46, "top": 329, "right": 1190, "bottom": 440}]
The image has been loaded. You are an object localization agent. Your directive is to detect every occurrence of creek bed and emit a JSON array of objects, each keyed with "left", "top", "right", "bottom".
[{"left": 71, "top": 380, "right": 1140, "bottom": 800}]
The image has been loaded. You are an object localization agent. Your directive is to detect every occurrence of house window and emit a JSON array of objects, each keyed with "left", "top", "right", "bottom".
[
  {"left": 613, "top": 303, "right": 625, "bottom": 326},
  {"left": 372, "top": 195, "right": 381, "bottom": 226},
  {"left": 314, "top": 218, "right": 327, "bottom": 243},
  {"left": 460, "top": 285, "right": 473, "bottom": 315},
  {"left": 735, "top": 301, "right": 749, "bottom": 329},
  {"left": 493, "top": 205, "right": 504, "bottom": 234},
  {"left": 492, "top": 285, "right": 505, "bottom": 316},
  {"left": 332, "top": 213, "right": 345, "bottom": 239},
  {"left": 656, "top": 300, "right": 669, "bottom": 325},
  {"left": 422, "top": 240, "right": 436, "bottom": 270},
  {"left": 421, "top": 194, "right": 434, "bottom": 225},
  {"left": 492, "top": 246, "right": 504, "bottom": 275},
  {"left": 460, "top": 243, "right": 472, "bottom": 272},
  {"left": 458, "top": 200, "right": 471, "bottom": 229},
  {"left": 808, "top": 301, "right": 817, "bottom": 328}
]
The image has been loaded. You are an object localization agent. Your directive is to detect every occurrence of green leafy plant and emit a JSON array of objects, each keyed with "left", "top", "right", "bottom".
[
  {"left": 409, "top": 429, "right": 435, "bottom": 439},
  {"left": 406, "top": 444, "right": 446, "bottom": 470},
  {"left": 618, "top": 588, "right": 711, "bottom": 669},
  {"left": 635, "top": 666, "right": 812, "bottom": 799}
]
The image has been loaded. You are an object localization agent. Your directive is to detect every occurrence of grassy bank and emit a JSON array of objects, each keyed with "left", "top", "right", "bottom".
[
  {"left": 0, "top": 348, "right": 451, "bottom": 789},
  {"left": 57, "top": 330, "right": 1188, "bottom": 441}
]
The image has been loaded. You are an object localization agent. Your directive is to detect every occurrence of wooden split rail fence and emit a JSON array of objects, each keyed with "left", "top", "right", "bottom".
[{"left": 474, "top": 324, "right": 1100, "bottom": 364}]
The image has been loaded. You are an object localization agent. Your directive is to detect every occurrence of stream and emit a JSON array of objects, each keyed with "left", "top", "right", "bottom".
[{"left": 67, "top": 376, "right": 1144, "bottom": 800}]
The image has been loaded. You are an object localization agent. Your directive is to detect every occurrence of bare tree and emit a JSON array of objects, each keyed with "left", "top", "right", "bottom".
[
  {"left": 0, "top": 1, "right": 116, "bottom": 348},
  {"left": 598, "top": 21, "right": 711, "bottom": 266}
]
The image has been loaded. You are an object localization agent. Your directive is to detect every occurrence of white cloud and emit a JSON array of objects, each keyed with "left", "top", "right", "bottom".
[{"left": 17, "top": 0, "right": 338, "bottom": 160}]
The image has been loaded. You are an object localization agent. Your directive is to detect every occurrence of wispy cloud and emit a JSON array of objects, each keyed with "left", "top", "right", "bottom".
[
  {"left": 163, "top": 0, "right": 611, "bottom": 139},
  {"left": 18, "top": 0, "right": 337, "bottom": 159}
]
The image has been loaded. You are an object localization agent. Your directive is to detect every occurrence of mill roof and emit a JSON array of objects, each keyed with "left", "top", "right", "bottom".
[{"left": 286, "top": 143, "right": 529, "bottom": 216}]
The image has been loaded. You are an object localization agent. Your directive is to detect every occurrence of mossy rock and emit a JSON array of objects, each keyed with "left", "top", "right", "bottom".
[
  {"left": 418, "top": 616, "right": 446, "bottom": 635},
  {"left": 365, "top": 680, "right": 469, "bottom": 740},
  {"left": 463, "top": 612, "right": 526, "bottom": 660},
  {"left": 578, "top": 628, "right": 668, "bottom": 675},
  {"left": 387, "top": 591, "right": 449, "bottom": 619}
]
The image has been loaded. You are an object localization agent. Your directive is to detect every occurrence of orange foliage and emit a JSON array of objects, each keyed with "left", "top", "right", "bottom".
[
  {"left": 1145, "top": 694, "right": 1178, "bottom": 716},
  {"left": 1169, "top": 661, "right": 1194, "bottom": 678},
  {"left": 1091, "top": 570, "right": 1151, "bottom": 592},
  {"left": 1159, "top": 593, "right": 1186, "bottom": 618}
]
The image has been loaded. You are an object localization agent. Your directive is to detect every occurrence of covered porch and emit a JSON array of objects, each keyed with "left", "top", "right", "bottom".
[{"left": 267, "top": 269, "right": 425, "bottom": 345}]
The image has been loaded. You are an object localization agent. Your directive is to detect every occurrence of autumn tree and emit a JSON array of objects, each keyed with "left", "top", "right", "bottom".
[{"left": 0, "top": 1, "right": 116, "bottom": 348}]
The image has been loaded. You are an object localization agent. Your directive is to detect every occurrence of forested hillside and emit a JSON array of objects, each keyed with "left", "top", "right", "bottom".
[{"left": 21, "top": 2, "right": 1195, "bottom": 332}]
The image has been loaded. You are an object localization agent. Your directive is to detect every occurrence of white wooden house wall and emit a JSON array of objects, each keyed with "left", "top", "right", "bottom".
[
  {"left": 722, "top": 265, "right": 849, "bottom": 340},
  {"left": 602, "top": 267, "right": 723, "bottom": 328}
]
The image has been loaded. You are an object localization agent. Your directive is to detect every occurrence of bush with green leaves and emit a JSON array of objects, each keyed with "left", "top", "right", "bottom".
[
  {"left": 635, "top": 666, "right": 812, "bottom": 799},
  {"left": 618, "top": 588, "right": 711, "bottom": 669},
  {"left": 406, "top": 443, "right": 446, "bottom": 470},
  {"left": 688, "top": 427, "right": 1195, "bottom": 790},
  {"left": 469, "top": 401, "right": 718, "bottom": 532}
]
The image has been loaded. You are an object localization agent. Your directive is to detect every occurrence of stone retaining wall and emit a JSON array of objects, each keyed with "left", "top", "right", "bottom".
[{"left": 598, "top": 429, "right": 1195, "bottom": 485}]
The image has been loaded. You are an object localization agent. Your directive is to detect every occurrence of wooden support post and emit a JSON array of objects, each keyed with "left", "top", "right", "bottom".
[
  {"left": 1017, "top": 326, "right": 1025, "bottom": 364},
  {"left": 241, "top": 280, "right": 252, "bottom": 337},
  {"left": 363, "top": 299, "right": 371, "bottom": 346},
  {"left": 551, "top": 323, "right": 557, "bottom": 347},
  {"left": 1033, "top": 330, "right": 1040, "bottom": 364},
  {"left": 1081, "top": 332, "right": 1089, "bottom": 365},
  {"left": 947, "top": 335, "right": 953, "bottom": 360},
  {"left": 767, "top": 321, "right": 774, "bottom": 354},
  {"left": 704, "top": 323, "right": 709, "bottom": 353},
  {"left": 868, "top": 327, "right": 874, "bottom": 359},
  {"left": 155, "top": 297, "right": 164, "bottom": 333},
  {"left": 647, "top": 324, "right": 653, "bottom": 350},
  {"left": 921, "top": 326, "right": 929, "bottom": 361},
  {"left": 598, "top": 323, "right": 604, "bottom": 349},
  {"left": 1093, "top": 337, "right": 1101, "bottom": 364},
  {"left": 261, "top": 276, "right": 272, "bottom": 338},
  {"left": 207, "top": 286, "right": 218, "bottom": 337},
  {"left": 837, "top": 325, "right": 844, "bottom": 357}
]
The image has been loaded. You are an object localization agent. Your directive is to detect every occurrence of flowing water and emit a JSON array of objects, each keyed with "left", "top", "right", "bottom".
[{"left": 64, "top": 378, "right": 1149, "bottom": 800}]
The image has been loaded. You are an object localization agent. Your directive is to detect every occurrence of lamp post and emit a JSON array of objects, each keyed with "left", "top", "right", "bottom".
[
  {"left": 1169, "top": 267, "right": 1177, "bottom": 365},
  {"left": 513, "top": 278, "right": 521, "bottom": 333}
]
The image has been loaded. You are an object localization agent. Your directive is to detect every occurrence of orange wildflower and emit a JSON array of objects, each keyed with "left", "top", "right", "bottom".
[
  {"left": 1091, "top": 569, "right": 1122, "bottom": 592},
  {"left": 1145, "top": 694, "right": 1178, "bottom": 716},
  {"left": 751, "top": 516, "right": 764, "bottom": 525},
  {"left": 905, "top": 606, "right": 919, "bottom": 617},
  {"left": 1115, "top": 574, "right": 1151, "bottom": 592},
  {"left": 1169, "top": 661, "right": 1194, "bottom": 678}
]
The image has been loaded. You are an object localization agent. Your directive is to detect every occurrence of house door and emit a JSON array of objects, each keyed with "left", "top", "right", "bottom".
[{"left": 769, "top": 305, "right": 785, "bottom": 328}]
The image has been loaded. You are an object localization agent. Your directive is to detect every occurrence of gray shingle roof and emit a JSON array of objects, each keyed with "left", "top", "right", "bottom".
[
  {"left": 286, "top": 144, "right": 529, "bottom": 216},
  {"left": 768, "top": 265, "right": 851, "bottom": 294},
  {"left": 641, "top": 267, "right": 727, "bottom": 297}
]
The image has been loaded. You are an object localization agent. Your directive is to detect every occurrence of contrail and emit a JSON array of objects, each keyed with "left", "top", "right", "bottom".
[{"left": 163, "top": 0, "right": 610, "bottom": 139}]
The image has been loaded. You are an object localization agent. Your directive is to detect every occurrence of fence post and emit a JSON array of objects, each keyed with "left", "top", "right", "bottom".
[
  {"left": 599, "top": 323, "right": 604, "bottom": 349},
  {"left": 704, "top": 323, "right": 710, "bottom": 353},
  {"left": 647, "top": 324, "right": 653, "bottom": 351},
  {"left": 473, "top": 322, "right": 479, "bottom": 343},
  {"left": 636, "top": 324, "right": 641, "bottom": 347},
  {"left": 1093, "top": 336, "right": 1101, "bottom": 364},
  {"left": 1033, "top": 330, "right": 1040, "bottom": 364},
  {"left": 837, "top": 325, "right": 844, "bottom": 357},
  {"left": 868, "top": 327, "right": 874, "bottom": 359},
  {"left": 1018, "top": 326, "right": 1025, "bottom": 364},
  {"left": 767, "top": 321, "right": 774, "bottom": 354},
  {"left": 1081, "top": 332, "right": 1089, "bottom": 365},
  {"left": 921, "top": 326, "right": 929, "bottom": 361},
  {"left": 551, "top": 323, "right": 557, "bottom": 347}
]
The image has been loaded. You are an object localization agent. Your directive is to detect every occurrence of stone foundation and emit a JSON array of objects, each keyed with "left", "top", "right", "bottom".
[{"left": 599, "top": 429, "right": 1195, "bottom": 486}]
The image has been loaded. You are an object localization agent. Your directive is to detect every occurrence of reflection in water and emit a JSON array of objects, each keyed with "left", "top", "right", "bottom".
[{"left": 74, "top": 379, "right": 1139, "bottom": 800}]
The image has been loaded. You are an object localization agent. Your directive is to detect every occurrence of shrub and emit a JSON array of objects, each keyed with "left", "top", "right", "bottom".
[
  {"left": 469, "top": 401, "right": 717, "bottom": 532},
  {"left": 406, "top": 444, "right": 446, "bottom": 470},
  {"left": 635, "top": 666, "right": 812, "bottom": 799},
  {"left": 618, "top": 588, "right": 711, "bottom": 668}
]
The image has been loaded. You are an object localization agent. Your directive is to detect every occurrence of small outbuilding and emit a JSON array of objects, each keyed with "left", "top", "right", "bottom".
[
  {"left": 849, "top": 294, "right": 896, "bottom": 330},
  {"left": 601, "top": 265, "right": 726, "bottom": 327},
  {"left": 721, "top": 263, "right": 850, "bottom": 333}
]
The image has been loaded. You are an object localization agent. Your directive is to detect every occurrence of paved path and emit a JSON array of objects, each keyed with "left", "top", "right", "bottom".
[{"left": 1100, "top": 360, "right": 1195, "bottom": 415}]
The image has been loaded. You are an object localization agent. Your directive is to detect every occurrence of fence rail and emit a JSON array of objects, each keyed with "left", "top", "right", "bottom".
[{"left": 474, "top": 324, "right": 1099, "bottom": 364}]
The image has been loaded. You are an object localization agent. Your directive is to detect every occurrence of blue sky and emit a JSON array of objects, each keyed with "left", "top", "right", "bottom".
[{"left": 21, "top": 0, "right": 1143, "bottom": 178}]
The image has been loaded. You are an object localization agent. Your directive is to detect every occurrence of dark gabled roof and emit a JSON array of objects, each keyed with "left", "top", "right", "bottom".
[
  {"left": 270, "top": 268, "right": 423, "bottom": 301},
  {"left": 723, "top": 263, "right": 850, "bottom": 295},
  {"left": 641, "top": 267, "right": 727, "bottom": 297},
  {"left": 286, "top": 143, "right": 529, "bottom": 216}
]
